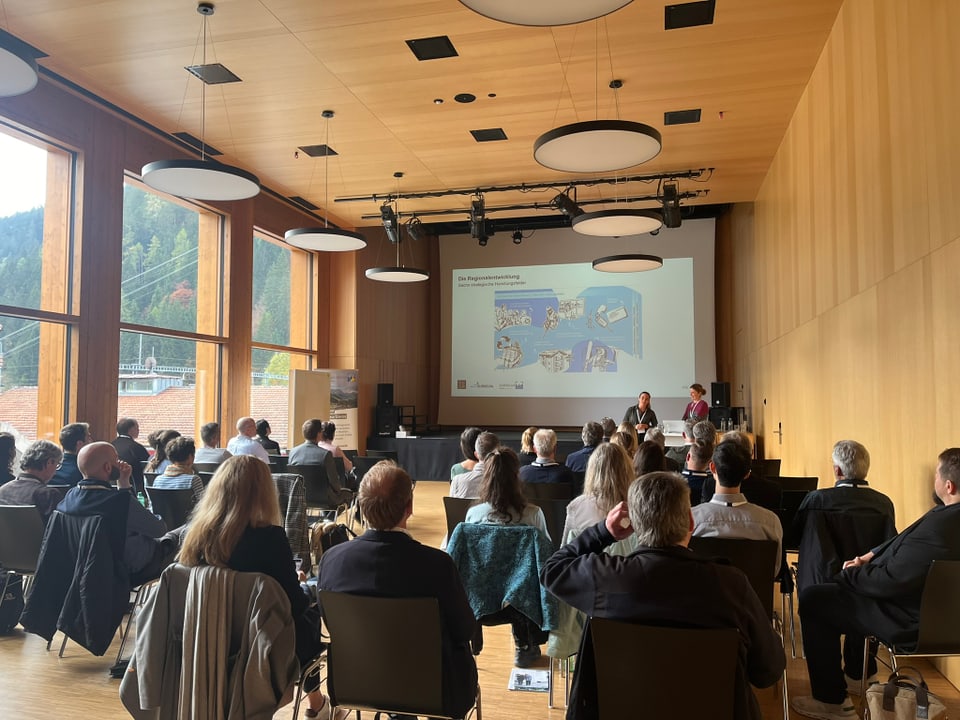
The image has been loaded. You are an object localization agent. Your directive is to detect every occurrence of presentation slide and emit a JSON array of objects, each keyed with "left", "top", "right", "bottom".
[
  {"left": 438, "top": 220, "right": 716, "bottom": 428},
  {"left": 451, "top": 260, "right": 694, "bottom": 398}
]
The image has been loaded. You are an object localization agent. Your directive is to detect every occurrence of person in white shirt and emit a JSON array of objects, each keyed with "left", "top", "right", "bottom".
[
  {"left": 226, "top": 417, "right": 271, "bottom": 464},
  {"left": 193, "top": 422, "right": 232, "bottom": 465}
]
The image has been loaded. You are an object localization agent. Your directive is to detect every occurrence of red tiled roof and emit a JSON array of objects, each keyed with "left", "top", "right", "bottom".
[{"left": 0, "top": 385, "right": 291, "bottom": 446}]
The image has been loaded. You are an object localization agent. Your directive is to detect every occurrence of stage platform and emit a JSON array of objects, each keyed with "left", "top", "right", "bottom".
[{"left": 366, "top": 430, "right": 585, "bottom": 481}]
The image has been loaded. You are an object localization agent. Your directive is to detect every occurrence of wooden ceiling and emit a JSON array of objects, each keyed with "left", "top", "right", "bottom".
[{"left": 2, "top": 0, "right": 843, "bottom": 229}]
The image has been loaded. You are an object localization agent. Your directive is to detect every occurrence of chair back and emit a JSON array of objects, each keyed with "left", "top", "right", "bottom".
[
  {"left": 777, "top": 476, "right": 818, "bottom": 550},
  {"left": 590, "top": 619, "right": 738, "bottom": 720},
  {"left": 143, "top": 471, "right": 158, "bottom": 487},
  {"left": 269, "top": 455, "right": 288, "bottom": 472},
  {"left": 521, "top": 482, "right": 572, "bottom": 502},
  {"left": 145, "top": 487, "right": 195, "bottom": 529},
  {"left": 915, "top": 560, "right": 960, "bottom": 653},
  {"left": 366, "top": 449, "right": 399, "bottom": 462},
  {"left": 0, "top": 505, "right": 46, "bottom": 574},
  {"left": 688, "top": 536, "right": 778, "bottom": 621},
  {"left": 333, "top": 456, "right": 346, "bottom": 482},
  {"left": 352, "top": 456, "right": 383, "bottom": 485},
  {"left": 319, "top": 592, "right": 445, "bottom": 717},
  {"left": 287, "top": 463, "right": 340, "bottom": 510},
  {"left": 192, "top": 462, "right": 222, "bottom": 474},
  {"left": 535, "top": 498, "right": 568, "bottom": 552},
  {"left": 762, "top": 458, "right": 782, "bottom": 478},
  {"left": 796, "top": 508, "right": 896, "bottom": 592},
  {"left": 442, "top": 496, "right": 477, "bottom": 539},
  {"left": 570, "top": 470, "right": 586, "bottom": 497},
  {"left": 198, "top": 471, "right": 215, "bottom": 487},
  {"left": 271, "top": 473, "right": 309, "bottom": 562}
]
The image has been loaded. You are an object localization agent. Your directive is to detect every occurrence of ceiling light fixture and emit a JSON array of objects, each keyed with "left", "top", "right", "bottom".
[
  {"left": 0, "top": 28, "right": 40, "bottom": 97},
  {"left": 662, "top": 180, "right": 683, "bottom": 228},
  {"left": 553, "top": 191, "right": 583, "bottom": 219},
  {"left": 592, "top": 254, "right": 663, "bottom": 272},
  {"left": 574, "top": 208, "right": 662, "bottom": 237},
  {"left": 285, "top": 110, "right": 366, "bottom": 252},
  {"left": 406, "top": 216, "right": 425, "bottom": 242},
  {"left": 512, "top": 229, "right": 523, "bottom": 245},
  {"left": 141, "top": 3, "right": 260, "bottom": 202},
  {"left": 535, "top": 80, "right": 660, "bottom": 173},
  {"left": 366, "top": 172, "right": 430, "bottom": 283},
  {"left": 458, "top": 0, "right": 633, "bottom": 26}
]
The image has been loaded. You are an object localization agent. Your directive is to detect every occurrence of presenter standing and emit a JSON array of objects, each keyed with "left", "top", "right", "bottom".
[
  {"left": 682, "top": 383, "right": 710, "bottom": 421},
  {"left": 622, "top": 391, "right": 658, "bottom": 438}
]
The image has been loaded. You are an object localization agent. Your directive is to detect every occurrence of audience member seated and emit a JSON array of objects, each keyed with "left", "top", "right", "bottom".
[
  {"left": 0, "top": 439, "right": 64, "bottom": 523},
  {"left": 610, "top": 426, "right": 638, "bottom": 458},
  {"left": 288, "top": 418, "right": 354, "bottom": 507},
  {"left": 255, "top": 418, "right": 281, "bottom": 455},
  {"left": 450, "top": 431, "right": 499, "bottom": 499},
  {"left": 227, "top": 417, "right": 271, "bottom": 463},
  {"left": 465, "top": 448, "right": 550, "bottom": 666},
  {"left": 319, "top": 461, "right": 478, "bottom": 719},
  {"left": 112, "top": 417, "right": 150, "bottom": 493},
  {"left": 450, "top": 426, "right": 481, "bottom": 480},
  {"left": 665, "top": 416, "right": 699, "bottom": 467},
  {"left": 622, "top": 390, "right": 658, "bottom": 439},
  {"left": 152, "top": 436, "right": 204, "bottom": 504},
  {"left": 794, "top": 439, "right": 896, "bottom": 592},
  {"left": 518, "top": 426, "right": 538, "bottom": 466},
  {"left": 51, "top": 422, "right": 92, "bottom": 487},
  {"left": 700, "top": 431, "right": 782, "bottom": 512},
  {"left": 599, "top": 417, "right": 617, "bottom": 443},
  {"left": 791, "top": 448, "right": 960, "bottom": 720},
  {"left": 194, "top": 422, "right": 232, "bottom": 464},
  {"left": 565, "top": 421, "right": 603, "bottom": 473},
  {"left": 178, "top": 455, "right": 332, "bottom": 719},
  {"left": 542, "top": 472, "right": 785, "bottom": 720},
  {"left": 65, "top": 442, "right": 176, "bottom": 585},
  {"left": 317, "top": 421, "right": 352, "bottom": 473},
  {"left": 692, "top": 440, "right": 783, "bottom": 574},
  {"left": 633, "top": 440, "right": 666, "bottom": 477},
  {"left": 519, "top": 429, "right": 574, "bottom": 485},
  {"left": 145, "top": 429, "right": 181, "bottom": 474},
  {"left": 562, "top": 443, "right": 636, "bottom": 551},
  {"left": 643, "top": 426, "right": 681, "bottom": 472},
  {"left": 0, "top": 431, "right": 18, "bottom": 486},
  {"left": 681, "top": 438, "right": 714, "bottom": 507}
]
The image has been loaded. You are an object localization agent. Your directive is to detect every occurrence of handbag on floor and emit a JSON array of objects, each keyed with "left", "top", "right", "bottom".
[{"left": 865, "top": 667, "right": 947, "bottom": 720}]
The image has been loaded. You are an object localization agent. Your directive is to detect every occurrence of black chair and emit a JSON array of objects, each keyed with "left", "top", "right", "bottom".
[
  {"left": 861, "top": 560, "right": 960, "bottom": 698},
  {"left": 192, "top": 462, "right": 222, "bottom": 474},
  {"left": 777, "top": 476, "right": 819, "bottom": 551},
  {"left": 269, "top": 455, "right": 288, "bottom": 472},
  {"left": 366, "top": 449, "right": 399, "bottom": 463},
  {"left": 320, "top": 591, "right": 481, "bottom": 720},
  {"left": 343, "top": 449, "right": 359, "bottom": 463},
  {"left": 197, "top": 471, "right": 215, "bottom": 487},
  {"left": 352, "top": 456, "right": 384, "bottom": 485},
  {"left": 143, "top": 471, "right": 159, "bottom": 487},
  {"left": 535, "top": 498, "right": 568, "bottom": 552},
  {"left": 0, "top": 504, "right": 46, "bottom": 601},
  {"left": 287, "top": 463, "right": 349, "bottom": 521},
  {"left": 520, "top": 482, "right": 573, "bottom": 502},
  {"left": 590, "top": 619, "right": 739, "bottom": 720},
  {"left": 442, "top": 496, "right": 478, "bottom": 541},
  {"left": 144, "top": 486, "right": 195, "bottom": 529},
  {"left": 570, "top": 471, "right": 586, "bottom": 497}
]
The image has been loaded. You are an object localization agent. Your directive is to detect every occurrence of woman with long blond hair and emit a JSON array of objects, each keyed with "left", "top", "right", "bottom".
[
  {"left": 561, "top": 442, "right": 635, "bottom": 547},
  {"left": 179, "top": 456, "right": 335, "bottom": 719}
]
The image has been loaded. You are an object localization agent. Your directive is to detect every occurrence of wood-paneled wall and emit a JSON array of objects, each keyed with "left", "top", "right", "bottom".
[{"left": 716, "top": 0, "right": 960, "bottom": 686}]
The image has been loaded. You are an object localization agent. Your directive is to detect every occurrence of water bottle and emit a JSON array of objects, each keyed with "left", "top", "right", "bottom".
[{"left": 137, "top": 491, "right": 147, "bottom": 507}]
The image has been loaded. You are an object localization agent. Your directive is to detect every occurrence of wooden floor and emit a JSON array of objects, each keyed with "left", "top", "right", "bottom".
[{"left": 1, "top": 479, "right": 958, "bottom": 719}]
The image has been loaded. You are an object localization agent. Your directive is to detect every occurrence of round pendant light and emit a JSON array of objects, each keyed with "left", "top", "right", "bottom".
[
  {"left": 592, "top": 254, "right": 663, "bottom": 272},
  {"left": 458, "top": 0, "right": 633, "bottom": 26},
  {"left": 365, "top": 266, "right": 430, "bottom": 283},
  {"left": 534, "top": 120, "right": 662, "bottom": 173},
  {"left": 0, "top": 31, "right": 39, "bottom": 97},
  {"left": 285, "top": 226, "right": 366, "bottom": 252},
  {"left": 573, "top": 209, "right": 662, "bottom": 237},
  {"left": 141, "top": 159, "right": 260, "bottom": 202}
]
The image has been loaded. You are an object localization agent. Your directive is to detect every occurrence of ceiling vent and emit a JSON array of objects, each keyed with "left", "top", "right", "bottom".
[
  {"left": 185, "top": 62, "right": 242, "bottom": 84},
  {"left": 664, "top": 108, "right": 702, "bottom": 125},
  {"left": 298, "top": 144, "right": 338, "bottom": 158},
  {"left": 405, "top": 36, "right": 459, "bottom": 61},
  {"left": 470, "top": 128, "right": 508, "bottom": 142},
  {"left": 664, "top": 0, "right": 716, "bottom": 30}
]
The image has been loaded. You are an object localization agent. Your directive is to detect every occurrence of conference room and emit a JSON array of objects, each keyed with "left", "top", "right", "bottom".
[{"left": 1, "top": 0, "right": 959, "bottom": 717}]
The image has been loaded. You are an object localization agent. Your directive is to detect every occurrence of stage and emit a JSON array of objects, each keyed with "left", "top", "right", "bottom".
[{"left": 366, "top": 430, "right": 586, "bottom": 481}]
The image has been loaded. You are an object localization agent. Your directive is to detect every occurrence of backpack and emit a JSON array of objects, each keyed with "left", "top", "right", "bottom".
[
  {"left": 310, "top": 521, "right": 356, "bottom": 566},
  {"left": 0, "top": 572, "right": 25, "bottom": 634}
]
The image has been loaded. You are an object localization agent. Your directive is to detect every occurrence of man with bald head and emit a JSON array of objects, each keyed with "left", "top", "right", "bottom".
[
  {"left": 319, "top": 461, "right": 478, "bottom": 718},
  {"left": 226, "top": 416, "right": 271, "bottom": 463},
  {"left": 59, "top": 441, "right": 173, "bottom": 584}
]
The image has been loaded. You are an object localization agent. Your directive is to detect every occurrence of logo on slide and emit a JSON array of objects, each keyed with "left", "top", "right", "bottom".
[{"left": 457, "top": 379, "right": 466, "bottom": 389}]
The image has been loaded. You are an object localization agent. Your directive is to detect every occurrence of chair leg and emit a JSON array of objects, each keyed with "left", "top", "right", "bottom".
[
  {"left": 548, "top": 656, "right": 555, "bottom": 708},
  {"left": 58, "top": 634, "right": 68, "bottom": 657},
  {"left": 115, "top": 585, "right": 145, "bottom": 665}
]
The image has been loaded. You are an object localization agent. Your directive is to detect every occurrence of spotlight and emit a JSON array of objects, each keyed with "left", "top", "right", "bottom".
[
  {"left": 478, "top": 236, "right": 488, "bottom": 247},
  {"left": 406, "top": 216, "right": 424, "bottom": 242},
  {"left": 662, "top": 181, "right": 682, "bottom": 229},
  {"left": 512, "top": 229, "right": 523, "bottom": 245},
  {"left": 552, "top": 191, "right": 583, "bottom": 219},
  {"left": 469, "top": 196, "right": 486, "bottom": 240},
  {"left": 380, "top": 202, "right": 399, "bottom": 244}
]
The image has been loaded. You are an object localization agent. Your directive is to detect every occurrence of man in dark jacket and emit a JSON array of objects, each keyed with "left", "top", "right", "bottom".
[
  {"left": 542, "top": 471, "right": 784, "bottom": 720},
  {"left": 520, "top": 429, "right": 575, "bottom": 485},
  {"left": 319, "top": 461, "right": 478, "bottom": 719},
  {"left": 791, "top": 448, "right": 960, "bottom": 720},
  {"left": 111, "top": 417, "right": 150, "bottom": 494}
]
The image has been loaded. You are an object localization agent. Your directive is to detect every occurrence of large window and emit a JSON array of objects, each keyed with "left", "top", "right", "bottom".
[
  {"left": 0, "top": 126, "right": 75, "bottom": 441},
  {"left": 118, "top": 180, "right": 223, "bottom": 442}
]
